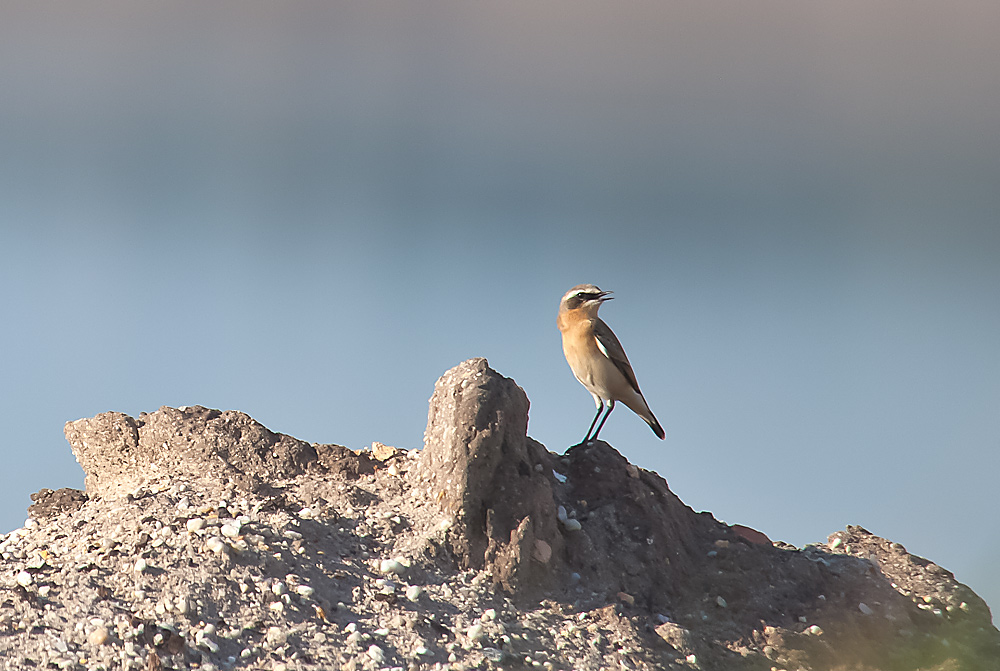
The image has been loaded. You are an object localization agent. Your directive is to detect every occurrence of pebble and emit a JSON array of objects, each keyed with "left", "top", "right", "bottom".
[
  {"left": 88, "top": 626, "right": 110, "bottom": 646},
  {"left": 295, "top": 584, "right": 315, "bottom": 597},
  {"left": 265, "top": 626, "right": 286, "bottom": 648},
  {"left": 467, "top": 623, "right": 485, "bottom": 641},
  {"left": 858, "top": 602, "right": 874, "bottom": 616},
  {"left": 483, "top": 647, "right": 504, "bottom": 662},
  {"left": 367, "top": 644, "right": 385, "bottom": 663},
  {"left": 206, "top": 537, "right": 227, "bottom": 553},
  {"left": 405, "top": 585, "right": 424, "bottom": 602},
  {"left": 15, "top": 570, "right": 33, "bottom": 587},
  {"left": 532, "top": 540, "right": 552, "bottom": 564},
  {"left": 134, "top": 558, "right": 148, "bottom": 573},
  {"left": 220, "top": 522, "right": 241, "bottom": 538},
  {"left": 197, "top": 634, "right": 220, "bottom": 653},
  {"left": 187, "top": 518, "right": 206, "bottom": 533},
  {"left": 380, "top": 558, "right": 406, "bottom": 575},
  {"left": 806, "top": 625, "right": 823, "bottom": 635},
  {"left": 716, "top": 596, "right": 727, "bottom": 608},
  {"left": 481, "top": 608, "right": 497, "bottom": 622}
]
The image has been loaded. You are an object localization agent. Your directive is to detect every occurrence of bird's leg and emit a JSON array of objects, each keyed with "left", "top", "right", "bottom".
[
  {"left": 582, "top": 402, "right": 605, "bottom": 444},
  {"left": 590, "top": 400, "right": 615, "bottom": 442}
]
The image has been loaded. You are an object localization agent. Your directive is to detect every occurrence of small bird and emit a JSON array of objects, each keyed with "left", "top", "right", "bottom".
[{"left": 557, "top": 284, "right": 665, "bottom": 444}]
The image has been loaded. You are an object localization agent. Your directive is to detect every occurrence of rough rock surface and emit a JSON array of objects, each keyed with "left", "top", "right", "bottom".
[
  {"left": 1, "top": 358, "right": 997, "bottom": 671},
  {"left": 418, "top": 358, "right": 562, "bottom": 594}
]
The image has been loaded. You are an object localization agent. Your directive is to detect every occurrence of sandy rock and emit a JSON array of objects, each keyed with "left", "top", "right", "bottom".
[
  {"left": 0, "top": 358, "right": 991, "bottom": 671},
  {"left": 65, "top": 405, "right": 375, "bottom": 497},
  {"left": 419, "top": 358, "right": 563, "bottom": 593}
]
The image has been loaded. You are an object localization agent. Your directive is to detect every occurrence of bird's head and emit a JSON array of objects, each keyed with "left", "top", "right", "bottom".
[{"left": 560, "top": 284, "right": 613, "bottom": 315}]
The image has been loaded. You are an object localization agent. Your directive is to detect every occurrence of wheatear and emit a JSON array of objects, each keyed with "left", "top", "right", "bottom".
[{"left": 557, "top": 284, "right": 665, "bottom": 444}]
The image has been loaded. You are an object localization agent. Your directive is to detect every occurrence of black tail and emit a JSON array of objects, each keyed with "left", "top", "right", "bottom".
[{"left": 647, "top": 415, "right": 665, "bottom": 440}]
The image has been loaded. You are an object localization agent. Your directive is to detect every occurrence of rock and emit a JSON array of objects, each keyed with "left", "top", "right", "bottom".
[
  {"left": 419, "top": 358, "right": 563, "bottom": 594},
  {"left": 531, "top": 537, "right": 551, "bottom": 564},
  {"left": 732, "top": 524, "right": 772, "bottom": 546},
  {"left": 379, "top": 558, "right": 406, "bottom": 575},
  {"left": 0, "top": 358, "right": 991, "bottom": 671},
  {"left": 27, "top": 488, "right": 87, "bottom": 519},
  {"left": 65, "top": 405, "right": 379, "bottom": 497},
  {"left": 88, "top": 625, "right": 109, "bottom": 646},
  {"left": 314, "top": 443, "right": 375, "bottom": 479},
  {"left": 655, "top": 621, "right": 696, "bottom": 656},
  {"left": 366, "top": 644, "right": 384, "bottom": 663},
  {"left": 370, "top": 442, "right": 402, "bottom": 461},
  {"left": 467, "top": 623, "right": 485, "bottom": 641},
  {"left": 65, "top": 407, "right": 307, "bottom": 496}
]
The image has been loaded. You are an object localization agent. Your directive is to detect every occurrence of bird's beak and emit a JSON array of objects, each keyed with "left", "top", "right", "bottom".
[{"left": 598, "top": 291, "right": 614, "bottom": 302}]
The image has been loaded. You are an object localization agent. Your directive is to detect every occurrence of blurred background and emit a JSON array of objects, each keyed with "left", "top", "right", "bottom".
[{"left": 2, "top": 2, "right": 998, "bottom": 614}]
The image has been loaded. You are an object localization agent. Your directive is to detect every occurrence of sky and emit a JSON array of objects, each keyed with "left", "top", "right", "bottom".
[{"left": 2, "top": 2, "right": 998, "bottom": 615}]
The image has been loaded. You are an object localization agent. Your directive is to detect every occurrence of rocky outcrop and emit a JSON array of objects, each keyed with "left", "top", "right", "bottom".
[
  {"left": 418, "top": 357, "right": 563, "bottom": 593},
  {"left": 0, "top": 358, "right": 995, "bottom": 671},
  {"left": 64, "top": 405, "right": 371, "bottom": 497},
  {"left": 417, "top": 360, "right": 1000, "bottom": 669}
]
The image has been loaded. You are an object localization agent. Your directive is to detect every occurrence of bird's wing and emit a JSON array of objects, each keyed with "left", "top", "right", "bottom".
[{"left": 593, "top": 318, "right": 641, "bottom": 393}]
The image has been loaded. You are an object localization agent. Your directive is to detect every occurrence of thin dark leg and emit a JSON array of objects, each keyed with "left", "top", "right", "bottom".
[
  {"left": 582, "top": 403, "right": 605, "bottom": 443},
  {"left": 590, "top": 400, "right": 615, "bottom": 442}
]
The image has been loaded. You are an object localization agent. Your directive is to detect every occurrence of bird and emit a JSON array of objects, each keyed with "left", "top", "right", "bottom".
[{"left": 557, "top": 284, "right": 665, "bottom": 444}]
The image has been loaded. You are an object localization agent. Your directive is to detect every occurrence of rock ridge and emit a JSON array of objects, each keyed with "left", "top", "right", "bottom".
[{"left": 0, "top": 358, "right": 995, "bottom": 670}]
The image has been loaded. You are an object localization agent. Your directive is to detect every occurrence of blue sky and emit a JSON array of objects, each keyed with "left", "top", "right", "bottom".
[{"left": 2, "top": 2, "right": 998, "bottom": 614}]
